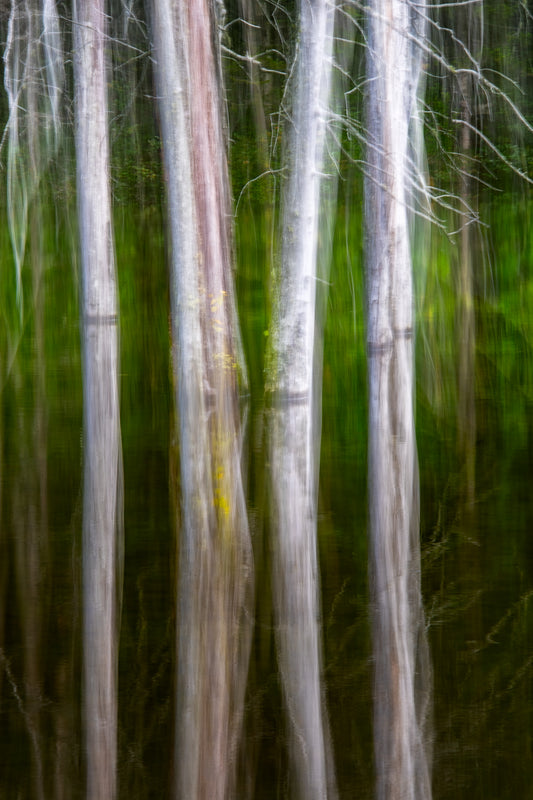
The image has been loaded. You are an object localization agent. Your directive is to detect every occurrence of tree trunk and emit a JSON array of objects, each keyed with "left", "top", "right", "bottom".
[
  {"left": 365, "top": 2, "right": 432, "bottom": 798},
  {"left": 150, "top": 2, "right": 253, "bottom": 797},
  {"left": 73, "top": 2, "right": 123, "bottom": 797},
  {"left": 238, "top": 0, "right": 269, "bottom": 173},
  {"left": 268, "top": 1, "right": 338, "bottom": 797},
  {"left": 455, "top": 2, "right": 481, "bottom": 510}
]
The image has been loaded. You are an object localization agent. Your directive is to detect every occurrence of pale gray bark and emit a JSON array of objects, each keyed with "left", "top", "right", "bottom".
[
  {"left": 73, "top": 2, "right": 123, "bottom": 798},
  {"left": 268, "top": 2, "right": 338, "bottom": 798},
  {"left": 365, "top": 2, "right": 432, "bottom": 799},
  {"left": 151, "top": 2, "right": 253, "bottom": 798}
]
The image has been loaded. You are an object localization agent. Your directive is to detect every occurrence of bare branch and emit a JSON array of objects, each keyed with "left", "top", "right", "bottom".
[{"left": 453, "top": 117, "right": 533, "bottom": 184}]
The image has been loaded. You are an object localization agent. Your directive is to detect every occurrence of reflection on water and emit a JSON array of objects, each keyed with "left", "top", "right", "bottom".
[{"left": 0, "top": 196, "right": 532, "bottom": 798}]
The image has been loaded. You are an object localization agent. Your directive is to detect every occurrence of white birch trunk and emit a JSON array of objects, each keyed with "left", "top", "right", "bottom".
[
  {"left": 365, "top": 2, "right": 432, "bottom": 799},
  {"left": 269, "top": 2, "right": 338, "bottom": 798},
  {"left": 151, "top": 2, "right": 253, "bottom": 797},
  {"left": 73, "top": 2, "right": 122, "bottom": 798}
]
